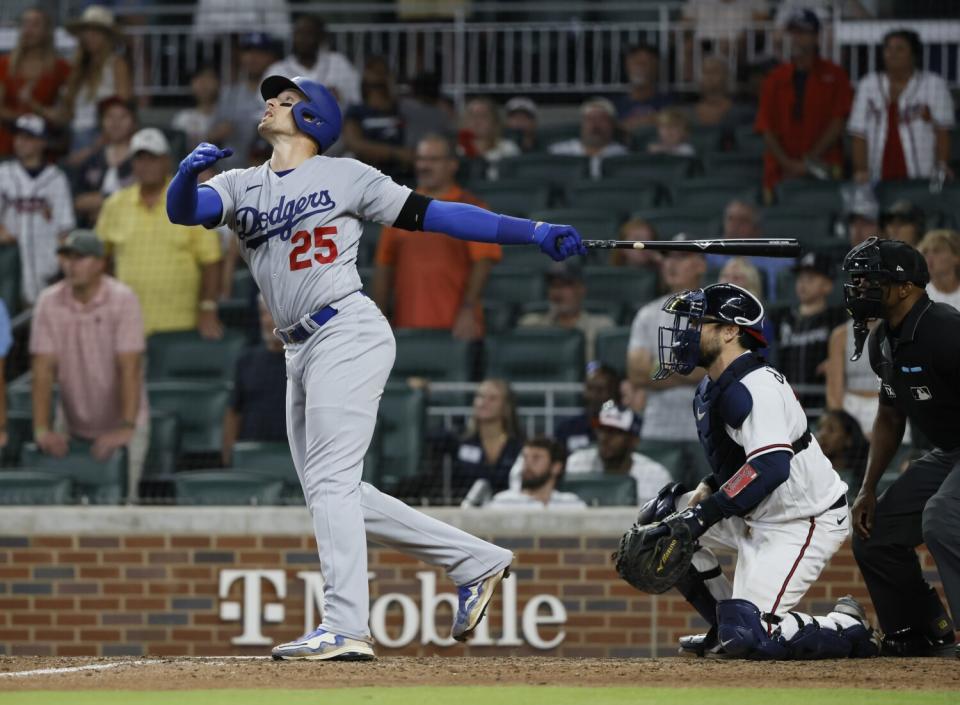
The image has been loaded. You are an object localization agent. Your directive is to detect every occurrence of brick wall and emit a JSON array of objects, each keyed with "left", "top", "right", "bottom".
[{"left": 0, "top": 532, "right": 944, "bottom": 657}]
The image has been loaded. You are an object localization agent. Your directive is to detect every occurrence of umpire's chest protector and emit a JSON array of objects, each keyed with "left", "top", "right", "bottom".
[{"left": 694, "top": 354, "right": 767, "bottom": 483}]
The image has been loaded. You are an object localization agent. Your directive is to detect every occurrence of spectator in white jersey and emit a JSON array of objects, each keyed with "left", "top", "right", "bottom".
[
  {"left": 566, "top": 400, "right": 673, "bottom": 505},
  {"left": 0, "top": 299, "right": 9, "bottom": 451},
  {"left": 548, "top": 97, "right": 628, "bottom": 179},
  {"left": 487, "top": 436, "right": 586, "bottom": 510},
  {"left": 628, "top": 235, "right": 707, "bottom": 445},
  {"left": 263, "top": 15, "right": 360, "bottom": 110},
  {"left": 849, "top": 29, "right": 955, "bottom": 184},
  {"left": 918, "top": 229, "right": 960, "bottom": 310},
  {"left": 0, "top": 114, "right": 75, "bottom": 306}
]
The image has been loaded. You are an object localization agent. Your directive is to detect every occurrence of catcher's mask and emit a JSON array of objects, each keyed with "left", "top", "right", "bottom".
[{"left": 656, "top": 283, "right": 766, "bottom": 380}]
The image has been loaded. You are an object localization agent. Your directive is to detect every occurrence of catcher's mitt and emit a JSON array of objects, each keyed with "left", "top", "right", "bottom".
[{"left": 613, "top": 512, "right": 697, "bottom": 594}]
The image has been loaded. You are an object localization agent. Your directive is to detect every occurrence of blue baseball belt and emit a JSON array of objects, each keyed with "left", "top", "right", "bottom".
[{"left": 274, "top": 305, "right": 338, "bottom": 345}]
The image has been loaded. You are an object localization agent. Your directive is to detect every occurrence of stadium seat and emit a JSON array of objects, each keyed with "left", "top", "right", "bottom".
[
  {"left": 637, "top": 445, "right": 685, "bottom": 481},
  {"left": 632, "top": 208, "right": 720, "bottom": 240},
  {"left": 703, "top": 153, "right": 763, "bottom": 182},
  {"left": 143, "top": 411, "right": 180, "bottom": 478},
  {"left": 231, "top": 441, "right": 302, "bottom": 503},
  {"left": 485, "top": 329, "right": 585, "bottom": 382},
  {"left": 775, "top": 179, "right": 845, "bottom": 211},
  {"left": 582, "top": 266, "right": 658, "bottom": 310},
  {"left": 519, "top": 299, "right": 623, "bottom": 324},
  {"left": 146, "top": 329, "right": 246, "bottom": 382},
  {"left": 637, "top": 440, "right": 709, "bottom": 488},
  {"left": 688, "top": 125, "right": 727, "bottom": 155},
  {"left": 147, "top": 380, "right": 231, "bottom": 456},
  {"left": 627, "top": 125, "right": 658, "bottom": 152},
  {"left": 174, "top": 471, "right": 284, "bottom": 506},
  {"left": 231, "top": 267, "right": 257, "bottom": 302},
  {"left": 537, "top": 122, "right": 580, "bottom": 148},
  {"left": 497, "top": 155, "right": 590, "bottom": 187},
  {"left": 470, "top": 180, "right": 552, "bottom": 217},
  {"left": 669, "top": 177, "right": 759, "bottom": 210},
  {"left": 378, "top": 384, "right": 427, "bottom": 489},
  {"left": 392, "top": 329, "right": 474, "bottom": 381},
  {"left": 733, "top": 124, "right": 765, "bottom": 156},
  {"left": 5, "top": 384, "right": 33, "bottom": 414},
  {"left": 529, "top": 208, "right": 622, "bottom": 241},
  {"left": 601, "top": 154, "right": 695, "bottom": 183},
  {"left": 564, "top": 180, "right": 661, "bottom": 216},
  {"left": 594, "top": 327, "right": 631, "bottom": 376},
  {"left": 0, "top": 410, "right": 31, "bottom": 467},
  {"left": 761, "top": 209, "right": 833, "bottom": 242},
  {"left": 0, "top": 244, "right": 20, "bottom": 314},
  {"left": 483, "top": 267, "right": 547, "bottom": 310},
  {"left": 559, "top": 474, "right": 637, "bottom": 506},
  {"left": 498, "top": 246, "right": 555, "bottom": 270},
  {"left": 0, "top": 471, "right": 73, "bottom": 505},
  {"left": 877, "top": 181, "right": 960, "bottom": 225},
  {"left": 482, "top": 301, "right": 514, "bottom": 334},
  {"left": 20, "top": 442, "right": 127, "bottom": 505}
]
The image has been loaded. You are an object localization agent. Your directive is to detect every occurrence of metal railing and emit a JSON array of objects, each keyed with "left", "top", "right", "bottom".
[{"left": 3, "top": 3, "right": 958, "bottom": 106}]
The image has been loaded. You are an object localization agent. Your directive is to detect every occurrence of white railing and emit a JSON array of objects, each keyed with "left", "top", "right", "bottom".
[{"left": 3, "top": 3, "right": 958, "bottom": 106}]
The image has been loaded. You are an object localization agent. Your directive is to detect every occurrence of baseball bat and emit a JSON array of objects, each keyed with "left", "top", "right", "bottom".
[{"left": 582, "top": 238, "right": 801, "bottom": 258}]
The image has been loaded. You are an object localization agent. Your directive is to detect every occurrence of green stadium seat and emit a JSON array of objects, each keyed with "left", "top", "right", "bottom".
[
  {"left": 688, "top": 126, "right": 726, "bottom": 155},
  {"left": 669, "top": 177, "right": 759, "bottom": 210},
  {"left": 519, "top": 299, "right": 623, "bottom": 324},
  {"left": 627, "top": 126, "right": 658, "bottom": 152},
  {"left": 483, "top": 267, "right": 546, "bottom": 309},
  {"left": 497, "top": 155, "right": 590, "bottom": 187},
  {"left": 0, "top": 471, "right": 73, "bottom": 505},
  {"left": 594, "top": 327, "right": 631, "bottom": 376},
  {"left": 632, "top": 208, "right": 720, "bottom": 240},
  {"left": 733, "top": 124, "right": 765, "bottom": 156},
  {"left": 637, "top": 440, "right": 710, "bottom": 488},
  {"left": 392, "top": 329, "right": 473, "bottom": 381},
  {"left": 378, "top": 384, "right": 427, "bottom": 489},
  {"left": 877, "top": 181, "right": 960, "bottom": 225},
  {"left": 583, "top": 266, "right": 658, "bottom": 310},
  {"left": 498, "top": 246, "right": 554, "bottom": 270},
  {"left": 147, "top": 380, "right": 231, "bottom": 455},
  {"left": 0, "top": 410, "right": 31, "bottom": 467},
  {"left": 636, "top": 445, "right": 685, "bottom": 481},
  {"left": 5, "top": 384, "right": 33, "bottom": 414},
  {"left": 537, "top": 123, "right": 580, "bottom": 148},
  {"left": 231, "top": 441, "right": 301, "bottom": 503},
  {"left": 761, "top": 209, "right": 833, "bottom": 241},
  {"left": 0, "top": 244, "right": 20, "bottom": 314},
  {"left": 146, "top": 330, "right": 246, "bottom": 382},
  {"left": 218, "top": 298, "right": 257, "bottom": 337},
  {"left": 776, "top": 179, "right": 845, "bottom": 211},
  {"left": 174, "top": 471, "right": 284, "bottom": 506},
  {"left": 482, "top": 301, "right": 514, "bottom": 335},
  {"left": 20, "top": 442, "right": 127, "bottom": 504},
  {"left": 559, "top": 474, "right": 637, "bottom": 506},
  {"left": 470, "top": 180, "right": 552, "bottom": 217},
  {"left": 703, "top": 153, "right": 763, "bottom": 183},
  {"left": 529, "top": 208, "right": 622, "bottom": 241},
  {"left": 564, "top": 180, "right": 661, "bottom": 216},
  {"left": 485, "top": 329, "right": 585, "bottom": 383},
  {"left": 143, "top": 411, "right": 180, "bottom": 478},
  {"left": 231, "top": 268, "right": 257, "bottom": 302},
  {"left": 601, "top": 154, "right": 695, "bottom": 183}
]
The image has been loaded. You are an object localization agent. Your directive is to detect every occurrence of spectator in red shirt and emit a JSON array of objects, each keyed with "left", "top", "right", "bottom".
[
  {"left": 0, "top": 8, "right": 70, "bottom": 157},
  {"left": 373, "top": 134, "right": 501, "bottom": 340},
  {"left": 755, "top": 9, "right": 852, "bottom": 195}
]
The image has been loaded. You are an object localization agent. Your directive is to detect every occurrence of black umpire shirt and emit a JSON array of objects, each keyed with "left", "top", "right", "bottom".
[{"left": 868, "top": 294, "right": 960, "bottom": 451}]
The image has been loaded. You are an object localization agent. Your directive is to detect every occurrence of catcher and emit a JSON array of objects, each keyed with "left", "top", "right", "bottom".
[{"left": 614, "top": 283, "right": 880, "bottom": 659}]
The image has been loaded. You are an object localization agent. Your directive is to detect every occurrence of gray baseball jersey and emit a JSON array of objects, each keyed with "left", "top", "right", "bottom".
[{"left": 203, "top": 156, "right": 410, "bottom": 328}]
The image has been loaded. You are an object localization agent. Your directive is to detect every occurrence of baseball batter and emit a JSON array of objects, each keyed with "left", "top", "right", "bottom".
[
  {"left": 166, "top": 76, "right": 586, "bottom": 661},
  {"left": 615, "top": 283, "right": 880, "bottom": 659}
]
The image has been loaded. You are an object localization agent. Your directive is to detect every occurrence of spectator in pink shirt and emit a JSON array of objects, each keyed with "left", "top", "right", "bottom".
[{"left": 29, "top": 229, "right": 149, "bottom": 502}]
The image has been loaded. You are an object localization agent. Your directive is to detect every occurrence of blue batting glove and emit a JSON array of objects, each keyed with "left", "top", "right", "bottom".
[
  {"left": 533, "top": 222, "right": 588, "bottom": 261},
  {"left": 178, "top": 142, "right": 234, "bottom": 177}
]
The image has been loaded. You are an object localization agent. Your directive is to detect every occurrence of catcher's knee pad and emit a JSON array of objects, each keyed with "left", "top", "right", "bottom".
[
  {"left": 636, "top": 482, "right": 687, "bottom": 525},
  {"left": 716, "top": 599, "right": 789, "bottom": 660}
]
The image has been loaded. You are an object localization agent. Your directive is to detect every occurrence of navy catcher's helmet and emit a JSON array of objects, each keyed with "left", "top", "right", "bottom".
[
  {"left": 656, "top": 283, "right": 766, "bottom": 379},
  {"left": 260, "top": 75, "right": 342, "bottom": 153}
]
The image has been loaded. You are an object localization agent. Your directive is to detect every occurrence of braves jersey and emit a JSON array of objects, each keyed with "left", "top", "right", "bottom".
[
  {"left": 848, "top": 70, "right": 955, "bottom": 181},
  {"left": 725, "top": 363, "right": 847, "bottom": 522},
  {"left": 202, "top": 157, "right": 411, "bottom": 329}
]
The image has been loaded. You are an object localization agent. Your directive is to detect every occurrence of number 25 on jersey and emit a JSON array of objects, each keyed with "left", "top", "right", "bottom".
[{"left": 289, "top": 226, "right": 339, "bottom": 271}]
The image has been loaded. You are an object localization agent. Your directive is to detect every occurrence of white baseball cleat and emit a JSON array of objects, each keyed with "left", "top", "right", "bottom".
[
  {"left": 271, "top": 627, "right": 375, "bottom": 661},
  {"left": 452, "top": 562, "right": 512, "bottom": 642}
]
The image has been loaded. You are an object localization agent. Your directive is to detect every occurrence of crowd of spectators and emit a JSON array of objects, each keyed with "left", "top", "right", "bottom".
[{"left": 0, "top": 4, "right": 957, "bottom": 507}]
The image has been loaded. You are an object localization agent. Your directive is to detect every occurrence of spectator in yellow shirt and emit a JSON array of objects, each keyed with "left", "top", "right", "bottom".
[{"left": 95, "top": 128, "right": 223, "bottom": 338}]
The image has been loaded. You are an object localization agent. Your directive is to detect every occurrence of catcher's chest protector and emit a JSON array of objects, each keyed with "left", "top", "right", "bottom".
[{"left": 694, "top": 353, "right": 767, "bottom": 482}]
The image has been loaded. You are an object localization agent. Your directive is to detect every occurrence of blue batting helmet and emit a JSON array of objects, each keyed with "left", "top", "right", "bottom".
[{"left": 260, "top": 75, "right": 342, "bottom": 153}]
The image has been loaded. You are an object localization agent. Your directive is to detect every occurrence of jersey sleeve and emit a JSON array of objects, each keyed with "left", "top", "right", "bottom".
[
  {"left": 201, "top": 169, "right": 240, "bottom": 227},
  {"left": 727, "top": 370, "right": 794, "bottom": 461},
  {"left": 928, "top": 75, "right": 956, "bottom": 128},
  {"left": 350, "top": 160, "right": 412, "bottom": 226},
  {"left": 52, "top": 171, "right": 76, "bottom": 234},
  {"left": 847, "top": 77, "right": 871, "bottom": 136}
]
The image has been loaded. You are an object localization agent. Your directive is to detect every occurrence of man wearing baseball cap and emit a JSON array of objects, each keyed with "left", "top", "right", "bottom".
[
  {"left": 565, "top": 400, "right": 673, "bottom": 505},
  {"left": 29, "top": 229, "right": 149, "bottom": 503},
  {"left": 548, "top": 97, "right": 628, "bottom": 178},
  {"left": 504, "top": 97, "right": 539, "bottom": 153},
  {"left": 771, "top": 251, "right": 846, "bottom": 416},
  {"left": 755, "top": 8, "right": 852, "bottom": 194},
  {"left": 95, "top": 127, "right": 223, "bottom": 339},
  {"left": 0, "top": 114, "right": 76, "bottom": 305},
  {"left": 844, "top": 237, "right": 960, "bottom": 657}
]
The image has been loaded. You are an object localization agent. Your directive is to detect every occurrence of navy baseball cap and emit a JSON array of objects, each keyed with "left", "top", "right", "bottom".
[
  {"left": 239, "top": 32, "right": 275, "bottom": 52},
  {"left": 786, "top": 9, "right": 821, "bottom": 33},
  {"left": 597, "top": 400, "right": 642, "bottom": 436}
]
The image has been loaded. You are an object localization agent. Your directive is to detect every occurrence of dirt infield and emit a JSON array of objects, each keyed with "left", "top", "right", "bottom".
[{"left": 1, "top": 656, "right": 957, "bottom": 692}]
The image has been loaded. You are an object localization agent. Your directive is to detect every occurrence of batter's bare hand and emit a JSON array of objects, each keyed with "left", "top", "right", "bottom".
[
  {"left": 179, "top": 142, "right": 234, "bottom": 177},
  {"left": 687, "top": 481, "right": 712, "bottom": 508},
  {"left": 533, "top": 222, "right": 587, "bottom": 261},
  {"left": 852, "top": 489, "right": 876, "bottom": 540}
]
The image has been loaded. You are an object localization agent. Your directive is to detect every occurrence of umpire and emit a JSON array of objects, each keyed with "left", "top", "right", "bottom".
[{"left": 843, "top": 237, "right": 960, "bottom": 658}]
